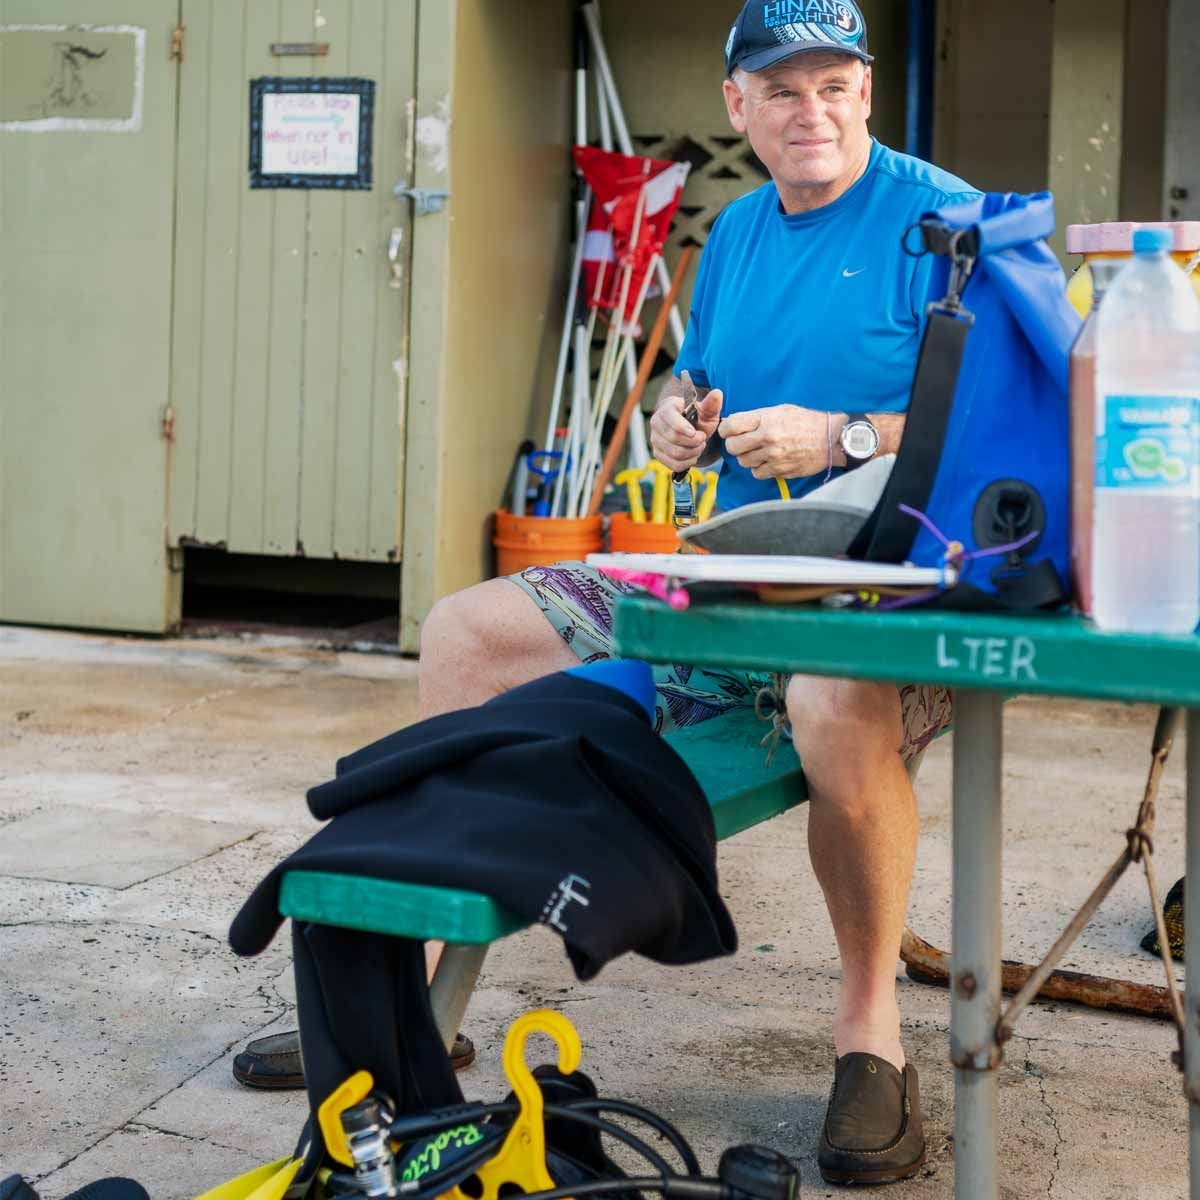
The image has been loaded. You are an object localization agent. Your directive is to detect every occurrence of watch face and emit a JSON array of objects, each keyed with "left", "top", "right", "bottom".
[{"left": 841, "top": 420, "right": 879, "bottom": 460}]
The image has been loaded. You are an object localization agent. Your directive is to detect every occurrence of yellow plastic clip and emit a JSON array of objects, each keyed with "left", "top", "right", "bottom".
[
  {"left": 317, "top": 1069, "right": 375, "bottom": 1167},
  {"left": 615, "top": 467, "right": 647, "bottom": 523},
  {"left": 447, "top": 1010, "right": 582, "bottom": 1200},
  {"left": 647, "top": 461, "right": 671, "bottom": 524},
  {"left": 697, "top": 471, "right": 720, "bottom": 522}
]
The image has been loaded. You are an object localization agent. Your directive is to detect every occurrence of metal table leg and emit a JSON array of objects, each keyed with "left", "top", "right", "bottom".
[
  {"left": 1187, "top": 710, "right": 1200, "bottom": 1199},
  {"left": 430, "top": 943, "right": 489, "bottom": 1053},
  {"left": 951, "top": 689, "right": 1004, "bottom": 1200}
]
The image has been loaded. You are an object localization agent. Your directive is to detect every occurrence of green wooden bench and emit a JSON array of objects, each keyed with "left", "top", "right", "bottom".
[{"left": 278, "top": 705, "right": 815, "bottom": 1047}]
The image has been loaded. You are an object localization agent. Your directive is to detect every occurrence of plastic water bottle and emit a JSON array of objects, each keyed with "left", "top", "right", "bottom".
[
  {"left": 1093, "top": 227, "right": 1200, "bottom": 633},
  {"left": 1069, "top": 258, "right": 1123, "bottom": 615}
]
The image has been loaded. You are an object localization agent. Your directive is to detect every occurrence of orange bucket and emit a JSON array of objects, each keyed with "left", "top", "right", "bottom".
[
  {"left": 493, "top": 509, "right": 603, "bottom": 576},
  {"left": 608, "top": 512, "right": 681, "bottom": 554}
]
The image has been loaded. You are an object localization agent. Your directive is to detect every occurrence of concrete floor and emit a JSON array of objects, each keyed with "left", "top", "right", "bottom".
[{"left": 0, "top": 624, "right": 1191, "bottom": 1199}]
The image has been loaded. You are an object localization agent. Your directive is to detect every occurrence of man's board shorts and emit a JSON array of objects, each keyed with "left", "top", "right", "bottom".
[{"left": 507, "top": 562, "right": 953, "bottom": 765}]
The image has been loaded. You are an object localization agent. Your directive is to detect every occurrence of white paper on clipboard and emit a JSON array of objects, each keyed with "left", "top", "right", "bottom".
[{"left": 585, "top": 552, "right": 955, "bottom": 588}]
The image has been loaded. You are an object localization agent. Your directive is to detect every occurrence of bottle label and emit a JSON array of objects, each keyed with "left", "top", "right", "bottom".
[{"left": 1095, "top": 394, "right": 1198, "bottom": 492}]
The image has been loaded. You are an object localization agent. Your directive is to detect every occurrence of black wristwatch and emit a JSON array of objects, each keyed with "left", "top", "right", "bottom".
[{"left": 839, "top": 414, "right": 879, "bottom": 470}]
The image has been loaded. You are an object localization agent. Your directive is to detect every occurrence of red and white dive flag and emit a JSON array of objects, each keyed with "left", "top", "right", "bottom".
[{"left": 573, "top": 146, "right": 690, "bottom": 332}]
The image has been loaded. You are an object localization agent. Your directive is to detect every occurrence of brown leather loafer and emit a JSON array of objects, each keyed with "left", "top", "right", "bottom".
[
  {"left": 818, "top": 1053, "right": 926, "bottom": 1186},
  {"left": 232, "top": 1029, "right": 476, "bottom": 1090}
]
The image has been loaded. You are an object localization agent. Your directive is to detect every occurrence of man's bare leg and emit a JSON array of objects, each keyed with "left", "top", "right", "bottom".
[
  {"left": 419, "top": 578, "right": 579, "bottom": 719},
  {"left": 787, "top": 674, "right": 918, "bottom": 1072}
]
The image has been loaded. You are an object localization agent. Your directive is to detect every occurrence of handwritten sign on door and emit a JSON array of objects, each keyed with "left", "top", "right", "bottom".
[{"left": 250, "top": 77, "right": 374, "bottom": 189}]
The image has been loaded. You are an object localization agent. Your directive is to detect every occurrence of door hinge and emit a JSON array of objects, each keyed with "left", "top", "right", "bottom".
[
  {"left": 161, "top": 405, "right": 176, "bottom": 442},
  {"left": 169, "top": 25, "right": 185, "bottom": 64}
]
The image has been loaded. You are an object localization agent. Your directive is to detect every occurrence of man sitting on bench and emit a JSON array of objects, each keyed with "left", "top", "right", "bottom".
[{"left": 236, "top": 1, "right": 973, "bottom": 1187}]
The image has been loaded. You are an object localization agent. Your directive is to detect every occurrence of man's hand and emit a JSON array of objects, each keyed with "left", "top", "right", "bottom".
[
  {"left": 650, "top": 381, "right": 724, "bottom": 474},
  {"left": 719, "top": 404, "right": 833, "bottom": 480}
]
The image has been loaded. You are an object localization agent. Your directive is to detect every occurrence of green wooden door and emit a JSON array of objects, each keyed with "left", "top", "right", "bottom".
[
  {"left": 169, "top": 0, "right": 416, "bottom": 565},
  {"left": 0, "top": 5, "right": 181, "bottom": 632}
]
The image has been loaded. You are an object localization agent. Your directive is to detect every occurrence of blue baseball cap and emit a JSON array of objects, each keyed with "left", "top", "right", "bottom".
[{"left": 725, "top": 0, "right": 873, "bottom": 75}]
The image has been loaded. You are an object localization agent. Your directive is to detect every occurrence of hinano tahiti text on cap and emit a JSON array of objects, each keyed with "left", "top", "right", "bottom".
[{"left": 725, "top": 0, "right": 874, "bottom": 76}]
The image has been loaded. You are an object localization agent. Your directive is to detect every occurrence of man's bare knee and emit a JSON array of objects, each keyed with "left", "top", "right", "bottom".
[
  {"left": 419, "top": 579, "right": 578, "bottom": 715},
  {"left": 786, "top": 674, "right": 904, "bottom": 803}
]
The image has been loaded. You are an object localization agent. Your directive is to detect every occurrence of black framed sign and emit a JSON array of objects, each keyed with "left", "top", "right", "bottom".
[{"left": 249, "top": 76, "right": 374, "bottom": 189}]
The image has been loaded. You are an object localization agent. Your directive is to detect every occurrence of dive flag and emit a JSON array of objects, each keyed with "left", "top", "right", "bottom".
[{"left": 573, "top": 146, "right": 690, "bottom": 332}]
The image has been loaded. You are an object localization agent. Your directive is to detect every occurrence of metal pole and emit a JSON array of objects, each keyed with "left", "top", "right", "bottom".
[
  {"left": 1186, "top": 709, "right": 1200, "bottom": 1198},
  {"left": 581, "top": 1, "right": 687, "bottom": 354},
  {"left": 951, "top": 689, "right": 1004, "bottom": 1200},
  {"left": 542, "top": 203, "right": 589, "bottom": 461},
  {"left": 429, "top": 943, "right": 489, "bottom": 1052},
  {"left": 904, "top": 0, "right": 935, "bottom": 160}
]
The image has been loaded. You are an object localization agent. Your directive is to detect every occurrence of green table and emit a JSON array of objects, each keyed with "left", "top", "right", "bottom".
[{"left": 612, "top": 598, "right": 1200, "bottom": 1200}]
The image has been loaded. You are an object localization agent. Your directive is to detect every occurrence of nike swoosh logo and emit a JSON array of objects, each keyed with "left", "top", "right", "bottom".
[{"left": 842, "top": 267, "right": 867, "bottom": 278}]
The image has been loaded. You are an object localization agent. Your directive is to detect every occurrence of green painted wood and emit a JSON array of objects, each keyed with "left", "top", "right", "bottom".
[
  {"left": 662, "top": 705, "right": 805, "bottom": 839},
  {"left": 295, "top": 0, "right": 413, "bottom": 564},
  {"left": 227, "top": 0, "right": 281, "bottom": 553},
  {"left": 279, "top": 870, "right": 529, "bottom": 943},
  {"left": 297, "top": 2, "right": 351, "bottom": 561},
  {"left": 261, "top": 0, "right": 313, "bottom": 558},
  {"left": 329, "top": 0, "right": 385, "bottom": 561},
  {"left": 398, "top": 0, "right": 455, "bottom": 651},
  {"left": 613, "top": 598, "right": 1200, "bottom": 707},
  {"left": 175, "top": 0, "right": 412, "bottom": 564},
  {"left": 366, "top": 0, "right": 416, "bottom": 564},
  {"left": 0, "top": 1, "right": 179, "bottom": 632},
  {"left": 167, "top": 0, "right": 211, "bottom": 544},
  {"left": 193, "top": 1, "right": 250, "bottom": 543},
  {"left": 172, "top": 0, "right": 251, "bottom": 547},
  {"left": 277, "top": 705, "right": 807, "bottom": 942}
]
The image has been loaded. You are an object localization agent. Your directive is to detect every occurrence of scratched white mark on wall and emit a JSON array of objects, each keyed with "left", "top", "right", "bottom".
[
  {"left": 0, "top": 24, "right": 145, "bottom": 133},
  {"left": 416, "top": 96, "right": 452, "bottom": 175}
]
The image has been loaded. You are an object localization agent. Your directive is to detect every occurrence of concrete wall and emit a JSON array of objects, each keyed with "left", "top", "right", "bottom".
[
  {"left": 933, "top": 0, "right": 1167, "bottom": 260},
  {"left": 1046, "top": 0, "right": 1126, "bottom": 258},
  {"left": 1163, "top": 0, "right": 1200, "bottom": 221},
  {"left": 1120, "top": 0, "right": 1167, "bottom": 221},
  {"left": 934, "top": 0, "right": 1054, "bottom": 194}
]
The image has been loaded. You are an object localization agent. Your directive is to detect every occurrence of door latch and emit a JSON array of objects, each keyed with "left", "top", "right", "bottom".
[{"left": 393, "top": 183, "right": 450, "bottom": 216}]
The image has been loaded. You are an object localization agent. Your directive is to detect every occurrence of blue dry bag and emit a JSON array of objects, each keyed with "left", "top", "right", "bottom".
[{"left": 850, "top": 192, "right": 1082, "bottom": 608}]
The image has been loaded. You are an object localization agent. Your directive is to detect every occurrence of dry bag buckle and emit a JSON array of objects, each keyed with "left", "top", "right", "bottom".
[{"left": 913, "top": 219, "right": 979, "bottom": 321}]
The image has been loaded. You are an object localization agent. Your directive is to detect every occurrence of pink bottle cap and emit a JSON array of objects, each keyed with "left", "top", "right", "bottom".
[{"left": 1065, "top": 221, "right": 1200, "bottom": 254}]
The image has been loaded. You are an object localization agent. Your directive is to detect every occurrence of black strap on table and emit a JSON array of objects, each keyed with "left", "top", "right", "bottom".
[
  {"left": 924, "top": 561, "right": 1067, "bottom": 611},
  {"left": 847, "top": 303, "right": 972, "bottom": 562}
]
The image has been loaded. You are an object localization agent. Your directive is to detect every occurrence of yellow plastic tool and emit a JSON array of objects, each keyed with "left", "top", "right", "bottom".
[
  {"left": 317, "top": 1069, "right": 375, "bottom": 1167},
  {"left": 447, "top": 1010, "right": 582, "bottom": 1200},
  {"left": 193, "top": 1157, "right": 303, "bottom": 1200},
  {"left": 696, "top": 471, "right": 720, "bottom": 522},
  {"left": 647, "top": 461, "right": 671, "bottom": 524},
  {"left": 775, "top": 478, "right": 790, "bottom": 500},
  {"left": 615, "top": 467, "right": 647, "bottom": 523}
]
